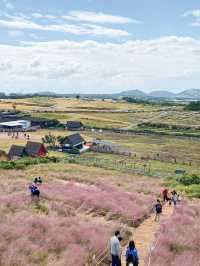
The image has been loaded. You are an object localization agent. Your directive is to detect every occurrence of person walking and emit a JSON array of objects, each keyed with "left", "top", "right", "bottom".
[
  {"left": 110, "top": 231, "right": 121, "bottom": 266},
  {"left": 162, "top": 188, "right": 169, "bottom": 202},
  {"left": 34, "top": 177, "right": 38, "bottom": 184},
  {"left": 154, "top": 199, "right": 162, "bottom": 222},
  {"left": 37, "top": 176, "right": 43, "bottom": 184},
  {"left": 34, "top": 176, "right": 43, "bottom": 184},
  {"left": 172, "top": 193, "right": 178, "bottom": 206},
  {"left": 29, "top": 184, "right": 40, "bottom": 201},
  {"left": 125, "top": 240, "right": 139, "bottom": 266}
]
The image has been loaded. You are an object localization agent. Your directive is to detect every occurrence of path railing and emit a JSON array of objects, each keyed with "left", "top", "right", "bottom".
[
  {"left": 146, "top": 233, "right": 161, "bottom": 266},
  {"left": 92, "top": 246, "right": 109, "bottom": 266}
]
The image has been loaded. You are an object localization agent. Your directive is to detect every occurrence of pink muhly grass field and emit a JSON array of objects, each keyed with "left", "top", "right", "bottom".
[
  {"left": 0, "top": 179, "right": 124, "bottom": 265},
  {"left": 0, "top": 176, "right": 155, "bottom": 265},
  {"left": 42, "top": 181, "right": 154, "bottom": 222},
  {"left": 0, "top": 212, "right": 114, "bottom": 266},
  {"left": 148, "top": 200, "right": 200, "bottom": 266}
]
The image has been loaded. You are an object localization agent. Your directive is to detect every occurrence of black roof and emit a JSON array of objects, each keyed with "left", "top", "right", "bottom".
[
  {"left": 8, "top": 145, "right": 25, "bottom": 159},
  {"left": 61, "top": 133, "right": 85, "bottom": 146},
  {"left": 66, "top": 121, "right": 83, "bottom": 128},
  {"left": 25, "top": 141, "right": 46, "bottom": 156}
]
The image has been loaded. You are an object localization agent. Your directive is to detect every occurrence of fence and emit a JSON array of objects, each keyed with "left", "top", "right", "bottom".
[
  {"left": 91, "top": 144, "right": 134, "bottom": 157},
  {"left": 65, "top": 156, "right": 151, "bottom": 175},
  {"left": 92, "top": 247, "right": 109, "bottom": 266},
  {"left": 63, "top": 154, "right": 192, "bottom": 179}
]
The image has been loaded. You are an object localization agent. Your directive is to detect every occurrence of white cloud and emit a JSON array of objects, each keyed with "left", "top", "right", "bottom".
[
  {"left": 29, "top": 33, "right": 42, "bottom": 40},
  {"left": 30, "top": 10, "right": 140, "bottom": 24},
  {"left": 182, "top": 9, "right": 200, "bottom": 27},
  {"left": 1, "top": 36, "right": 200, "bottom": 93},
  {"left": 32, "top": 13, "right": 57, "bottom": 20},
  {"left": 2, "top": 0, "right": 14, "bottom": 10},
  {"left": 0, "top": 17, "right": 130, "bottom": 37},
  {"left": 63, "top": 10, "right": 140, "bottom": 24},
  {"left": 8, "top": 30, "right": 23, "bottom": 38},
  {"left": 182, "top": 9, "right": 200, "bottom": 18}
]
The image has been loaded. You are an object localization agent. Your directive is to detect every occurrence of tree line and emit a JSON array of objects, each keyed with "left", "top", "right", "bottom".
[{"left": 185, "top": 101, "right": 200, "bottom": 111}]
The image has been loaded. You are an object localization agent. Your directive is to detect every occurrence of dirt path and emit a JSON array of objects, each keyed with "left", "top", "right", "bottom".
[{"left": 121, "top": 205, "right": 173, "bottom": 266}]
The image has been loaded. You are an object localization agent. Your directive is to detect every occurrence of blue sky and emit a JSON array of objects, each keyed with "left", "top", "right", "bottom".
[{"left": 0, "top": 0, "right": 200, "bottom": 93}]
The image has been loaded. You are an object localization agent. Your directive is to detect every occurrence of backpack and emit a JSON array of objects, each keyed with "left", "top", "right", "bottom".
[
  {"left": 155, "top": 203, "right": 162, "bottom": 213},
  {"left": 126, "top": 248, "right": 138, "bottom": 264}
]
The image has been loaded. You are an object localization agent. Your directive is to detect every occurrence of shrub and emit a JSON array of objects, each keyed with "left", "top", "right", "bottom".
[
  {"left": 178, "top": 174, "right": 200, "bottom": 186},
  {"left": 0, "top": 157, "right": 59, "bottom": 170},
  {"left": 184, "top": 101, "right": 200, "bottom": 111},
  {"left": 169, "top": 243, "right": 188, "bottom": 254}
]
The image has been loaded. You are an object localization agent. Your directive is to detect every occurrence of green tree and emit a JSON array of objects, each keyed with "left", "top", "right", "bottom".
[
  {"left": 57, "top": 136, "right": 66, "bottom": 146},
  {"left": 185, "top": 101, "right": 200, "bottom": 111},
  {"left": 42, "top": 133, "right": 57, "bottom": 148}
]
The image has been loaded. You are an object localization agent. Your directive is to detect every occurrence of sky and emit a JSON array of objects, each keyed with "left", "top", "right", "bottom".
[{"left": 0, "top": 0, "right": 200, "bottom": 94}]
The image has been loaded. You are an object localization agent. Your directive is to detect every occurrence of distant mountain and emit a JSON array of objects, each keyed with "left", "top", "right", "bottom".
[
  {"left": 37, "top": 91, "right": 57, "bottom": 96},
  {"left": 149, "top": 90, "right": 176, "bottom": 99},
  {"left": 119, "top": 89, "right": 147, "bottom": 98},
  {"left": 177, "top": 89, "right": 200, "bottom": 99},
  {"left": 118, "top": 89, "right": 200, "bottom": 100},
  {"left": 3, "top": 88, "right": 200, "bottom": 101}
]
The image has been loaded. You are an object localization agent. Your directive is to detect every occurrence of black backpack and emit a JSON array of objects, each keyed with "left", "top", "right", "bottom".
[{"left": 155, "top": 203, "right": 162, "bottom": 213}]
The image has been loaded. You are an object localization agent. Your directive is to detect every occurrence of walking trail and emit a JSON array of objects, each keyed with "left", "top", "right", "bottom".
[{"left": 121, "top": 205, "right": 174, "bottom": 266}]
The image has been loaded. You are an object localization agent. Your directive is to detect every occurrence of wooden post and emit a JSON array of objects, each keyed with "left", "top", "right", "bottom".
[{"left": 148, "top": 161, "right": 151, "bottom": 173}]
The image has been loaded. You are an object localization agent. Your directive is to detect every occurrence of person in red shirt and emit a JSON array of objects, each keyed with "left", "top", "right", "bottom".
[{"left": 162, "top": 188, "right": 169, "bottom": 202}]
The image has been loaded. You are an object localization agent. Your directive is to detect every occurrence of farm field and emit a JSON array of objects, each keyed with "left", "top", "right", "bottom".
[
  {"left": 1, "top": 98, "right": 200, "bottom": 132},
  {"left": 1, "top": 127, "right": 200, "bottom": 177},
  {"left": 0, "top": 98, "right": 172, "bottom": 129},
  {"left": 0, "top": 97, "right": 200, "bottom": 265}
]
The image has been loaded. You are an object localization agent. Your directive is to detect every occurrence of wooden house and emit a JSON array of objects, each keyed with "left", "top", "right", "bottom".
[
  {"left": 66, "top": 121, "right": 84, "bottom": 131},
  {"left": 29, "top": 118, "right": 60, "bottom": 129},
  {"left": 25, "top": 141, "right": 47, "bottom": 157},
  {"left": 60, "top": 133, "right": 85, "bottom": 153},
  {"left": 8, "top": 145, "right": 25, "bottom": 160}
]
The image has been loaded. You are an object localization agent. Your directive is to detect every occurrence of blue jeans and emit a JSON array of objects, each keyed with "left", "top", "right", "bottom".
[{"left": 112, "top": 255, "right": 121, "bottom": 266}]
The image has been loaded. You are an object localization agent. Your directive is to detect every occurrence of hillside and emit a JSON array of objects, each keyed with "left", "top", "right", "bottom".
[
  {"left": 0, "top": 97, "right": 199, "bottom": 266},
  {"left": 119, "top": 89, "right": 147, "bottom": 98},
  {"left": 177, "top": 89, "right": 200, "bottom": 99},
  {"left": 119, "top": 89, "right": 200, "bottom": 100},
  {"left": 149, "top": 90, "right": 176, "bottom": 99}
]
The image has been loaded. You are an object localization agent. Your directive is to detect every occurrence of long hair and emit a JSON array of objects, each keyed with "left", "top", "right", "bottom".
[{"left": 129, "top": 240, "right": 135, "bottom": 250}]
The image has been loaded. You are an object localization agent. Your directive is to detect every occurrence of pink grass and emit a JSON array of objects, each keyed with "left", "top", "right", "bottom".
[
  {"left": 148, "top": 200, "right": 200, "bottom": 266},
  {"left": 42, "top": 181, "right": 154, "bottom": 221}
]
